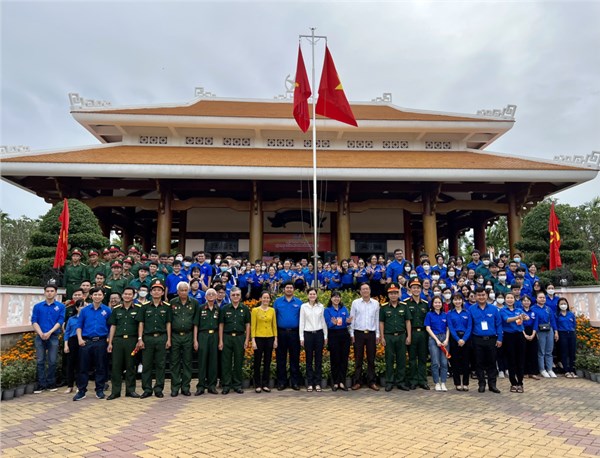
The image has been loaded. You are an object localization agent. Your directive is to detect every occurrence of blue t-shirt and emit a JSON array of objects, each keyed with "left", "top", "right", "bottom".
[
  {"left": 273, "top": 295, "right": 303, "bottom": 329},
  {"left": 424, "top": 311, "right": 448, "bottom": 335},
  {"left": 447, "top": 309, "right": 472, "bottom": 342},
  {"left": 77, "top": 303, "right": 111, "bottom": 338},
  {"left": 469, "top": 304, "right": 503, "bottom": 342},
  {"left": 500, "top": 306, "right": 525, "bottom": 333},
  {"left": 31, "top": 300, "right": 66, "bottom": 335},
  {"left": 556, "top": 311, "right": 576, "bottom": 331},
  {"left": 324, "top": 305, "right": 350, "bottom": 330}
]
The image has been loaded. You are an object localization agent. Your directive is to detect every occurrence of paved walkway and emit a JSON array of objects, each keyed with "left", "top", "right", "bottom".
[{"left": 1, "top": 376, "right": 600, "bottom": 457}]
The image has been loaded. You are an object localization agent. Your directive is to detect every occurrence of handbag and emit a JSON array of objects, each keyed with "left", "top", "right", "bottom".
[{"left": 538, "top": 322, "right": 551, "bottom": 332}]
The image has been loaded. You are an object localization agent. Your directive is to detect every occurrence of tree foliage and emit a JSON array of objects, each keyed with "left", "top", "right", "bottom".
[
  {"left": 15, "top": 199, "right": 109, "bottom": 286},
  {"left": 486, "top": 216, "right": 509, "bottom": 256},
  {"left": 0, "top": 212, "right": 39, "bottom": 284}
]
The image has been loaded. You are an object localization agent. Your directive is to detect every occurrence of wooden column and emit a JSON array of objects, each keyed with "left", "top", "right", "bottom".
[
  {"left": 336, "top": 183, "right": 351, "bottom": 260},
  {"left": 422, "top": 190, "right": 438, "bottom": 257},
  {"left": 156, "top": 180, "right": 172, "bottom": 253},
  {"left": 507, "top": 192, "right": 522, "bottom": 255},
  {"left": 93, "top": 208, "right": 111, "bottom": 238},
  {"left": 403, "top": 210, "right": 413, "bottom": 264},
  {"left": 249, "top": 181, "right": 263, "bottom": 262},
  {"left": 178, "top": 210, "right": 187, "bottom": 254},
  {"left": 448, "top": 219, "right": 460, "bottom": 257},
  {"left": 473, "top": 216, "right": 487, "bottom": 253},
  {"left": 142, "top": 227, "right": 153, "bottom": 252},
  {"left": 121, "top": 228, "right": 132, "bottom": 252}
]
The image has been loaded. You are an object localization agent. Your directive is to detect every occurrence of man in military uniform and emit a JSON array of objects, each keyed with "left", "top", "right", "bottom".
[
  {"left": 194, "top": 288, "right": 220, "bottom": 395},
  {"left": 405, "top": 278, "right": 431, "bottom": 390},
  {"left": 121, "top": 257, "right": 135, "bottom": 282},
  {"left": 86, "top": 249, "right": 108, "bottom": 283},
  {"left": 93, "top": 273, "right": 112, "bottom": 305},
  {"left": 219, "top": 286, "right": 250, "bottom": 394},
  {"left": 63, "top": 248, "right": 87, "bottom": 300},
  {"left": 129, "top": 264, "right": 152, "bottom": 291},
  {"left": 169, "top": 282, "right": 198, "bottom": 397},
  {"left": 106, "top": 287, "right": 141, "bottom": 399},
  {"left": 379, "top": 283, "right": 412, "bottom": 391},
  {"left": 106, "top": 261, "right": 129, "bottom": 296},
  {"left": 136, "top": 280, "right": 172, "bottom": 398}
]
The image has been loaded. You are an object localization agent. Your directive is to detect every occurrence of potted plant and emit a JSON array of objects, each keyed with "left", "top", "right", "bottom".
[
  {"left": 13, "top": 361, "right": 27, "bottom": 398},
  {"left": 375, "top": 358, "right": 386, "bottom": 387},
  {"left": 588, "top": 354, "right": 600, "bottom": 383},
  {"left": 24, "top": 361, "right": 37, "bottom": 394},
  {"left": 321, "top": 359, "right": 331, "bottom": 389},
  {"left": 1, "top": 365, "right": 18, "bottom": 401},
  {"left": 242, "top": 358, "right": 252, "bottom": 389}
]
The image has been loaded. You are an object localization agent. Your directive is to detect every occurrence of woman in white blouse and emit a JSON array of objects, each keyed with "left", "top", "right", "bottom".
[{"left": 300, "top": 288, "right": 328, "bottom": 392}]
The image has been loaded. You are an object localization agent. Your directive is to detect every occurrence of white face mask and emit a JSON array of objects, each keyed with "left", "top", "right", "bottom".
[
  {"left": 176, "top": 256, "right": 183, "bottom": 262},
  {"left": 559, "top": 303, "right": 568, "bottom": 311},
  {"left": 410, "top": 273, "right": 417, "bottom": 278},
  {"left": 483, "top": 260, "right": 490, "bottom": 266},
  {"left": 448, "top": 271, "right": 455, "bottom": 278},
  {"left": 496, "top": 297, "right": 504, "bottom": 305},
  {"left": 514, "top": 257, "right": 521, "bottom": 263},
  {"left": 477, "top": 278, "right": 484, "bottom": 284},
  {"left": 485, "top": 285, "right": 493, "bottom": 290},
  {"left": 439, "top": 283, "right": 446, "bottom": 289},
  {"left": 138, "top": 291, "right": 148, "bottom": 298},
  {"left": 405, "top": 266, "right": 411, "bottom": 272},
  {"left": 547, "top": 289, "right": 555, "bottom": 295},
  {"left": 215, "top": 258, "right": 221, "bottom": 265},
  {"left": 423, "top": 265, "right": 431, "bottom": 272},
  {"left": 499, "top": 275, "right": 506, "bottom": 282},
  {"left": 432, "top": 275, "right": 440, "bottom": 281},
  {"left": 433, "top": 291, "right": 441, "bottom": 297},
  {"left": 489, "top": 293, "right": 496, "bottom": 300},
  {"left": 183, "top": 261, "right": 191, "bottom": 268},
  {"left": 443, "top": 293, "right": 452, "bottom": 301}
]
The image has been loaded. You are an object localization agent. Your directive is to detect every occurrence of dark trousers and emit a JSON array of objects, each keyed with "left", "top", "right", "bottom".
[
  {"left": 369, "top": 280, "right": 384, "bottom": 299},
  {"left": 503, "top": 332, "right": 526, "bottom": 386},
  {"left": 353, "top": 331, "right": 376, "bottom": 385},
  {"left": 328, "top": 329, "right": 350, "bottom": 384},
  {"left": 77, "top": 338, "right": 108, "bottom": 394},
  {"left": 65, "top": 336, "right": 80, "bottom": 388},
  {"left": 253, "top": 337, "right": 274, "bottom": 387},
  {"left": 276, "top": 328, "right": 301, "bottom": 386},
  {"left": 304, "top": 330, "right": 324, "bottom": 386},
  {"left": 449, "top": 337, "right": 471, "bottom": 386},
  {"left": 558, "top": 331, "right": 577, "bottom": 373},
  {"left": 473, "top": 335, "right": 498, "bottom": 387},
  {"left": 523, "top": 327, "right": 539, "bottom": 375}
]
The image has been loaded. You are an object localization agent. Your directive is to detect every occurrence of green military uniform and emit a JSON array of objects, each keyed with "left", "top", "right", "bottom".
[
  {"left": 129, "top": 277, "right": 152, "bottom": 291},
  {"left": 130, "top": 262, "right": 142, "bottom": 278},
  {"left": 380, "top": 301, "right": 413, "bottom": 389},
  {"left": 405, "top": 296, "right": 430, "bottom": 387},
  {"left": 63, "top": 262, "right": 87, "bottom": 299},
  {"left": 169, "top": 296, "right": 199, "bottom": 395},
  {"left": 195, "top": 303, "right": 219, "bottom": 393},
  {"left": 64, "top": 302, "right": 78, "bottom": 326},
  {"left": 108, "top": 303, "right": 141, "bottom": 397},
  {"left": 219, "top": 303, "right": 250, "bottom": 391},
  {"left": 137, "top": 300, "right": 172, "bottom": 396},
  {"left": 106, "top": 276, "right": 129, "bottom": 296},
  {"left": 87, "top": 262, "right": 109, "bottom": 283},
  {"left": 122, "top": 271, "right": 135, "bottom": 283},
  {"left": 150, "top": 273, "right": 166, "bottom": 283}
]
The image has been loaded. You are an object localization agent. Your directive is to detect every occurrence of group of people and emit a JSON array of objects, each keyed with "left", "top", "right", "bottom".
[{"left": 30, "top": 245, "right": 579, "bottom": 401}]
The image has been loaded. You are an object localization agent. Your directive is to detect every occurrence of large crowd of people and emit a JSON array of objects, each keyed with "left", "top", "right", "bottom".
[{"left": 30, "top": 245, "right": 579, "bottom": 401}]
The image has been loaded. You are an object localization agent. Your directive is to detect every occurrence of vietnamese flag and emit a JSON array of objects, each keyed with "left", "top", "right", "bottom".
[
  {"left": 548, "top": 202, "right": 562, "bottom": 270},
  {"left": 592, "top": 252, "right": 599, "bottom": 281},
  {"left": 315, "top": 46, "right": 358, "bottom": 127},
  {"left": 53, "top": 198, "right": 70, "bottom": 268},
  {"left": 293, "top": 45, "right": 312, "bottom": 133}
]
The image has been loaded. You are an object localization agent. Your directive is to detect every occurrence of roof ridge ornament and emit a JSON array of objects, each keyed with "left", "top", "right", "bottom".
[
  {"left": 69, "top": 93, "right": 111, "bottom": 109},
  {"left": 194, "top": 87, "right": 216, "bottom": 98},
  {"left": 371, "top": 92, "right": 392, "bottom": 103},
  {"left": 0, "top": 145, "right": 30, "bottom": 157},
  {"left": 476, "top": 104, "right": 517, "bottom": 119},
  {"left": 553, "top": 151, "right": 600, "bottom": 170},
  {"left": 274, "top": 74, "right": 294, "bottom": 100}
]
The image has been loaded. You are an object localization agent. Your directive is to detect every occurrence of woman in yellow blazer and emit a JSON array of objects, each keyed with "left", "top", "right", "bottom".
[{"left": 251, "top": 291, "right": 278, "bottom": 393}]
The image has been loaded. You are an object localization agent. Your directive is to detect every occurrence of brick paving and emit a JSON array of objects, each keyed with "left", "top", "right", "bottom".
[{"left": 1, "top": 376, "right": 600, "bottom": 457}]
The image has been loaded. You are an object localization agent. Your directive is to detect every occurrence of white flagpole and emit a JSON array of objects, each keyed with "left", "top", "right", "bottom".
[{"left": 310, "top": 27, "right": 319, "bottom": 289}]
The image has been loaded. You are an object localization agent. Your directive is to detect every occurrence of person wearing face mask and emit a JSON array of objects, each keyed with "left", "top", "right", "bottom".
[
  {"left": 520, "top": 295, "right": 539, "bottom": 380},
  {"left": 532, "top": 291, "right": 558, "bottom": 378},
  {"left": 401, "top": 262, "right": 414, "bottom": 281},
  {"left": 493, "top": 292, "right": 508, "bottom": 379},
  {"left": 212, "top": 254, "right": 223, "bottom": 277},
  {"left": 475, "top": 254, "right": 492, "bottom": 280},
  {"left": 418, "top": 262, "right": 432, "bottom": 282},
  {"left": 431, "top": 270, "right": 442, "bottom": 286},
  {"left": 494, "top": 270, "right": 511, "bottom": 295},
  {"left": 556, "top": 298, "right": 577, "bottom": 378},
  {"left": 500, "top": 292, "right": 529, "bottom": 393},
  {"left": 181, "top": 256, "right": 194, "bottom": 280},
  {"left": 512, "top": 252, "right": 527, "bottom": 270},
  {"left": 442, "top": 288, "right": 453, "bottom": 313},
  {"left": 446, "top": 268, "right": 457, "bottom": 290},
  {"left": 447, "top": 293, "right": 472, "bottom": 391},
  {"left": 545, "top": 284, "right": 560, "bottom": 314}
]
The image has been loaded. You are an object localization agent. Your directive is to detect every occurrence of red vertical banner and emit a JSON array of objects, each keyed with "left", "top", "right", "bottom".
[
  {"left": 592, "top": 252, "right": 598, "bottom": 281},
  {"left": 548, "top": 202, "right": 562, "bottom": 270},
  {"left": 53, "top": 199, "right": 70, "bottom": 268},
  {"left": 293, "top": 45, "right": 312, "bottom": 132}
]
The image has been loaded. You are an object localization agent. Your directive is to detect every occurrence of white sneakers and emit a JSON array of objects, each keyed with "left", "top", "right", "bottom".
[
  {"left": 441, "top": 383, "right": 448, "bottom": 392},
  {"left": 548, "top": 370, "right": 557, "bottom": 378},
  {"left": 498, "top": 371, "right": 505, "bottom": 378},
  {"left": 435, "top": 383, "right": 442, "bottom": 391},
  {"left": 541, "top": 370, "right": 550, "bottom": 378}
]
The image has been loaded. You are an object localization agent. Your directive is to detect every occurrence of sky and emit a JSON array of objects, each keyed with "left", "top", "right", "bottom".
[{"left": 1, "top": 0, "right": 599, "bottom": 219}]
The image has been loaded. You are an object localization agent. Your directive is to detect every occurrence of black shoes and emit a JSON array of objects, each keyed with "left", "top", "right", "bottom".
[
  {"left": 489, "top": 386, "right": 501, "bottom": 394},
  {"left": 419, "top": 384, "right": 430, "bottom": 390},
  {"left": 140, "top": 392, "right": 153, "bottom": 399},
  {"left": 385, "top": 385, "right": 393, "bottom": 392},
  {"left": 195, "top": 389, "right": 205, "bottom": 396},
  {"left": 291, "top": 385, "right": 300, "bottom": 391},
  {"left": 398, "top": 384, "right": 410, "bottom": 391},
  {"left": 222, "top": 389, "right": 230, "bottom": 395},
  {"left": 208, "top": 388, "right": 219, "bottom": 394},
  {"left": 277, "top": 385, "right": 286, "bottom": 391},
  {"left": 126, "top": 392, "right": 140, "bottom": 398},
  {"left": 478, "top": 385, "right": 486, "bottom": 393},
  {"left": 171, "top": 392, "right": 178, "bottom": 397},
  {"left": 155, "top": 392, "right": 164, "bottom": 398},
  {"left": 106, "top": 394, "right": 120, "bottom": 400},
  {"left": 182, "top": 391, "right": 191, "bottom": 396},
  {"left": 234, "top": 388, "right": 243, "bottom": 394}
]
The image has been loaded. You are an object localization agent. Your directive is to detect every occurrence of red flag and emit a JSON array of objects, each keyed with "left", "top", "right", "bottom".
[
  {"left": 53, "top": 199, "right": 70, "bottom": 268},
  {"left": 592, "top": 252, "right": 599, "bottom": 281},
  {"left": 548, "top": 202, "right": 562, "bottom": 270},
  {"left": 293, "top": 45, "right": 312, "bottom": 133},
  {"left": 315, "top": 46, "right": 358, "bottom": 127}
]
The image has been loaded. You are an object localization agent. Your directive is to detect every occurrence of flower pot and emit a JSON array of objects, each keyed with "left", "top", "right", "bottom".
[
  {"left": 379, "top": 376, "right": 386, "bottom": 387},
  {"left": 2, "top": 389, "right": 15, "bottom": 401},
  {"left": 14, "top": 385, "right": 26, "bottom": 397},
  {"left": 345, "top": 377, "right": 352, "bottom": 388},
  {"left": 320, "top": 378, "right": 328, "bottom": 388},
  {"left": 576, "top": 369, "right": 584, "bottom": 378},
  {"left": 592, "top": 373, "right": 600, "bottom": 383},
  {"left": 25, "top": 383, "right": 36, "bottom": 395},
  {"left": 268, "top": 379, "right": 275, "bottom": 389},
  {"left": 242, "top": 379, "right": 251, "bottom": 389}
]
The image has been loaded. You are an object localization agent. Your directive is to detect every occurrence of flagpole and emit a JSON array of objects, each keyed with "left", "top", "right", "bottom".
[{"left": 310, "top": 27, "right": 319, "bottom": 289}]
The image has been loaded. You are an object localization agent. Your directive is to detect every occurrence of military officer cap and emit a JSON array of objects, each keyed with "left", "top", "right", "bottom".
[
  {"left": 111, "top": 260, "right": 123, "bottom": 268},
  {"left": 102, "top": 248, "right": 110, "bottom": 255},
  {"left": 150, "top": 279, "right": 165, "bottom": 291},
  {"left": 409, "top": 278, "right": 422, "bottom": 288},
  {"left": 387, "top": 283, "right": 401, "bottom": 293},
  {"left": 88, "top": 249, "right": 99, "bottom": 256},
  {"left": 141, "top": 254, "right": 148, "bottom": 261},
  {"left": 109, "top": 244, "right": 120, "bottom": 252},
  {"left": 71, "top": 248, "right": 83, "bottom": 256},
  {"left": 123, "top": 256, "right": 134, "bottom": 264},
  {"left": 128, "top": 245, "right": 140, "bottom": 254}
]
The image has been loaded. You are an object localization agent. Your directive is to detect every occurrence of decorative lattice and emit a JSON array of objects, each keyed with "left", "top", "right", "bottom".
[
  {"left": 425, "top": 141, "right": 452, "bottom": 150},
  {"left": 223, "top": 137, "right": 251, "bottom": 147},
  {"left": 347, "top": 140, "right": 374, "bottom": 149},
  {"left": 303, "top": 139, "right": 331, "bottom": 148},
  {"left": 139, "top": 136, "right": 167, "bottom": 145},
  {"left": 382, "top": 140, "right": 409, "bottom": 149},
  {"left": 266, "top": 138, "right": 295, "bottom": 148},
  {"left": 185, "top": 137, "right": 214, "bottom": 145}
]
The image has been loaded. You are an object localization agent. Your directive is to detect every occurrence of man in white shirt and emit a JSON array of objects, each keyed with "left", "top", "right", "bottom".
[{"left": 349, "top": 283, "right": 380, "bottom": 391}]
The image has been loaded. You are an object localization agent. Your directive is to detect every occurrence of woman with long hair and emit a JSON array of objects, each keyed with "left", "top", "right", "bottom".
[
  {"left": 425, "top": 296, "right": 450, "bottom": 392},
  {"left": 323, "top": 290, "right": 352, "bottom": 391},
  {"left": 251, "top": 291, "right": 278, "bottom": 393},
  {"left": 447, "top": 293, "right": 472, "bottom": 391},
  {"left": 300, "top": 288, "right": 328, "bottom": 392}
]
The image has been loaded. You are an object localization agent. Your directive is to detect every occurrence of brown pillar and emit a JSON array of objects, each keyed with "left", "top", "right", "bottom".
[
  {"left": 336, "top": 184, "right": 351, "bottom": 260},
  {"left": 422, "top": 191, "right": 438, "bottom": 258},
  {"left": 249, "top": 181, "right": 263, "bottom": 262},
  {"left": 121, "top": 227, "right": 132, "bottom": 252},
  {"left": 93, "top": 208, "right": 111, "bottom": 238},
  {"left": 403, "top": 210, "right": 413, "bottom": 264},
  {"left": 473, "top": 216, "right": 487, "bottom": 253},
  {"left": 507, "top": 192, "right": 522, "bottom": 255},
  {"left": 142, "top": 227, "right": 153, "bottom": 253},
  {"left": 448, "top": 219, "right": 460, "bottom": 257},
  {"left": 156, "top": 181, "right": 172, "bottom": 253},
  {"left": 178, "top": 211, "right": 187, "bottom": 254}
]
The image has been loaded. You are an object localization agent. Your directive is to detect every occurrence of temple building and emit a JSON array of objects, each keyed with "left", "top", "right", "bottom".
[{"left": 1, "top": 92, "right": 597, "bottom": 262}]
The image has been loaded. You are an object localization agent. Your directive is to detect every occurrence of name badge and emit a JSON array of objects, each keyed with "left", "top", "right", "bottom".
[{"left": 481, "top": 321, "right": 489, "bottom": 331}]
